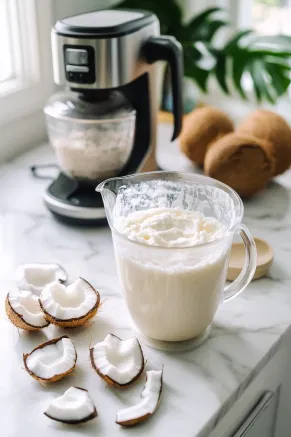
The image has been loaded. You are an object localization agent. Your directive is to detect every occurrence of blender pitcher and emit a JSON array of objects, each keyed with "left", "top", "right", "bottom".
[{"left": 97, "top": 172, "right": 256, "bottom": 349}]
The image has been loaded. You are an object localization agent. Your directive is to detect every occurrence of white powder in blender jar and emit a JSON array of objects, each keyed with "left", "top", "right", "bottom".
[{"left": 53, "top": 124, "right": 134, "bottom": 180}]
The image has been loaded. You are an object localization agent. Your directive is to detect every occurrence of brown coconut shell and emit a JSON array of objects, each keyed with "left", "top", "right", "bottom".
[
  {"left": 237, "top": 109, "right": 291, "bottom": 176},
  {"left": 45, "top": 408, "right": 97, "bottom": 425},
  {"left": 204, "top": 133, "right": 274, "bottom": 198},
  {"left": 179, "top": 107, "right": 234, "bottom": 166},
  {"left": 39, "top": 278, "right": 100, "bottom": 328},
  {"left": 89, "top": 334, "right": 145, "bottom": 388},
  {"left": 23, "top": 335, "right": 77, "bottom": 383},
  {"left": 5, "top": 294, "right": 49, "bottom": 331},
  {"left": 116, "top": 370, "right": 163, "bottom": 427}
]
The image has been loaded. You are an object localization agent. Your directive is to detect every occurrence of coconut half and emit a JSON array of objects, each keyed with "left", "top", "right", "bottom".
[
  {"left": 44, "top": 387, "right": 97, "bottom": 424},
  {"left": 39, "top": 278, "right": 100, "bottom": 328},
  {"left": 5, "top": 289, "right": 49, "bottom": 330},
  {"left": 16, "top": 263, "right": 67, "bottom": 296},
  {"left": 90, "top": 334, "right": 144, "bottom": 388},
  {"left": 116, "top": 370, "right": 163, "bottom": 427},
  {"left": 23, "top": 335, "right": 77, "bottom": 382}
]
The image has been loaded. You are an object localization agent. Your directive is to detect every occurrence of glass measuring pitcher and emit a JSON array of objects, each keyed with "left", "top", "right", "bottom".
[{"left": 97, "top": 172, "right": 256, "bottom": 348}]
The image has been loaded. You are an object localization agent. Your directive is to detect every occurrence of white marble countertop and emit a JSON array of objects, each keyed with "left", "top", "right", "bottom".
[{"left": 1, "top": 128, "right": 291, "bottom": 437}]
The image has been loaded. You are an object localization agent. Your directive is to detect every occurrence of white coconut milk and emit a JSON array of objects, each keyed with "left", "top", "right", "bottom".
[{"left": 114, "top": 207, "right": 229, "bottom": 342}]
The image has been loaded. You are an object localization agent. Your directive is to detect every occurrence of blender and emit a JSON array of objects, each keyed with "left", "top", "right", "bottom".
[{"left": 43, "top": 9, "right": 183, "bottom": 224}]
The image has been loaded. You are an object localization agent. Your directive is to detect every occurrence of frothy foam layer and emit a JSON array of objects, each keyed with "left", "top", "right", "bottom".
[{"left": 115, "top": 207, "right": 226, "bottom": 247}]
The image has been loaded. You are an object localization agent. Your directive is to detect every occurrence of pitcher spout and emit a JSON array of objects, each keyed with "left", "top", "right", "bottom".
[
  {"left": 95, "top": 179, "right": 106, "bottom": 194},
  {"left": 96, "top": 176, "right": 125, "bottom": 228},
  {"left": 96, "top": 176, "right": 124, "bottom": 195}
]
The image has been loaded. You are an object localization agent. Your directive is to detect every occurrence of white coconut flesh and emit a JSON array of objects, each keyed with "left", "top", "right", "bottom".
[
  {"left": 91, "top": 334, "right": 144, "bottom": 385},
  {"left": 25, "top": 337, "right": 76, "bottom": 380},
  {"left": 16, "top": 263, "right": 67, "bottom": 296},
  {"left": 40, "top": 278, "right": 98, "bottom": 320},
  {"left": 116, "top": 370, "right": 163, "bottom": 425},
  {"left": 8, "top": 289, "right": 48, "bottom": 328},
  {"left": 44, "top": 387, "right": 97, "bottom": 424}
]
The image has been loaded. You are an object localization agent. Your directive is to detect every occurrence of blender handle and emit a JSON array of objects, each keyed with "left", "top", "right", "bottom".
[{"left": 143, "top": 36, "right": 183, "bottom": 141}]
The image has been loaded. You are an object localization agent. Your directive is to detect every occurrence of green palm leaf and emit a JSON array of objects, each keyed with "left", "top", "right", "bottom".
[
  {"left": 224, "top": 30, "right": 253, "bottom": 53},
  {"left": 248, "top": 60, "right": 276, "bottom": 103},
  {"left": 184, "top": 46, "right": 210, "bottom": 91},
  {"left": 196, "top": 19, "right": 229, "bottom": 43},
  {"left": 214, "top": 53, "right": 229, "bottom": 94},
  {"left": 249, "top": 49, "right": 291, "bottom": 57},
  {"left": 186, "top": 7, "right": 224, "bottom": 34},
  {"left": 231, "top": 53, "right": 247, "bottom": 99},
  {"left": 116, "top": 3, "right": 291, "bottom": 103},
  {"left": 252, "top": 34, "right": 291, "bottom": 49},
  {"left": 265, "top": 63, "right": 291, "bottom": 96}
]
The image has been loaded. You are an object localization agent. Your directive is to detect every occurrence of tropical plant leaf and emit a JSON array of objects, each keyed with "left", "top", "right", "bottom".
[
  {"left": 231, "top": 53, "right": 247, "bottom": 99},
  {"left": 248, "top": 60, "right": 278, "bottom": 104},
  {"left": 265, "top": 63, "right": 291, "bottom": 96},
  {"left": 183, "top": 44, "right": 203, "bottom": 62},
  {"left": 185, "top": 65, "right": 210, "bottom": 92},
  {"left": 219, "top": 29, "right": 291, "bottom": 103},
  {"left": 186, "top": 7, "right": 223, "bottom": 32},
  {"left": 184, "top": 7, "right": 226, "bottom": 41},
  {"left": 196, "top": 19, "right": 229, "bottom": 43},
  {"left": 261, "top": 80, "right": 276, "bottom": 105},
  {"left": 214, "top": 53, "right": 229, "bottom": 94},
  {"left": 224, "top": 30, "right": 253, "bottom": 53},
  {"left": 248, "top": 61, "right": 264, "bottom": 102},
  {"left": 117, "top": 2, "right": 291, "bottom": 103},
  {"left": 184, "top": 46, "right": 210, "bottom": 91},
  {"left": 265, "top": 58, "right": 291, "bottom": 75},
  {"left": 252, "top": 34, "right": 291, "bottom": 49},
  {"left": 249, "top": 49, "right": 291, "bottom": 57}
]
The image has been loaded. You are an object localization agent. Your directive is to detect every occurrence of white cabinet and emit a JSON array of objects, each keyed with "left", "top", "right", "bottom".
[
  {"left": 207, "top": 330, "right": 291, "bottom": 437},
  {"left": 232, "top": 392, "right": 278, "bottom": 437}
]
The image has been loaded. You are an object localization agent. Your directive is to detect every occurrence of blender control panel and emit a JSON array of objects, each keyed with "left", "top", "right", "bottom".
[{"left": 64, "top": 45, "right": 95, "bottom": 84}]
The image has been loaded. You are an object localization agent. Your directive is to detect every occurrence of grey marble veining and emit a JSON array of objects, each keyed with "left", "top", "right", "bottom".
[{"left": 0, "top": 130, "right": 291, "bottom": 437}]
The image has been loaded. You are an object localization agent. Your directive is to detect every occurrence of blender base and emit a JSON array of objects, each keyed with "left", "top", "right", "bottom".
[
  {"left": 136, "top": 325, "right": 212, "bottom": 352},
  {"left": 44, "top": 173, "right": 106, "bottom": 225}
]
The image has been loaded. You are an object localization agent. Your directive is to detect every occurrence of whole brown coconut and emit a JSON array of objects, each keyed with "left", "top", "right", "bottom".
[
  {"left": 179, "top": 107, "right": 234, "bottom": 166},
  {"left": 204, "top": 133, "right": 274, "bottom": 198},
  {"left": 237, "top": 109, "right": 291, "bottom": 176}
]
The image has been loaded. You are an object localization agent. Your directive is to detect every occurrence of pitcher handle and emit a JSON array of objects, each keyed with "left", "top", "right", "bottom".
[{"left": 223, "top": 224, "right": 257, "bottom": 302}]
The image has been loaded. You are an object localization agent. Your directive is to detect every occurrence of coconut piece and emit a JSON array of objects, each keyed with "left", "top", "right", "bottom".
[
  {"left": 116, "top": 370, "right": 163, "bottom": 426},
  {"left": 23, "top": 335, "right": 77, "bottom": 382},
  {"left": 44, "top": 387, "right": 97, "bottom": 424},
  {"left": 237, "top": 109, "right": 291, "bottom": 176},
  {"left": 16, "top": 263, "right": 67, "bottom": 296},
  {"left": 5, "top": 289, "right": 49, "bottom": 331},
  {"left": 204, "top": 133, "right": 273, "bottom": 197},
  {"left": 180, "top": 107, "right": 234, "bottom": 166},
  {"left": 90, "top": 334, "right": 144, "bottom": 388},
  {"left": 39, "top": 278, "right": 100, "bottom": 328}
]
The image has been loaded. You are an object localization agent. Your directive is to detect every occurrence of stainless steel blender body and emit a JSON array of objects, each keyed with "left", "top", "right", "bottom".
[
  {"left": 51, "top": 12, "right": 160, "bottom": 89},
  {"left": 51, "top": 12, "right": 160, "bottom": 175}
]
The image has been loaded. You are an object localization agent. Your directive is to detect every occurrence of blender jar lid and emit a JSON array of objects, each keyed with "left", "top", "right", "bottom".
[{"left": 44, "top": 90, "right": 136, "bottom": 122}]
